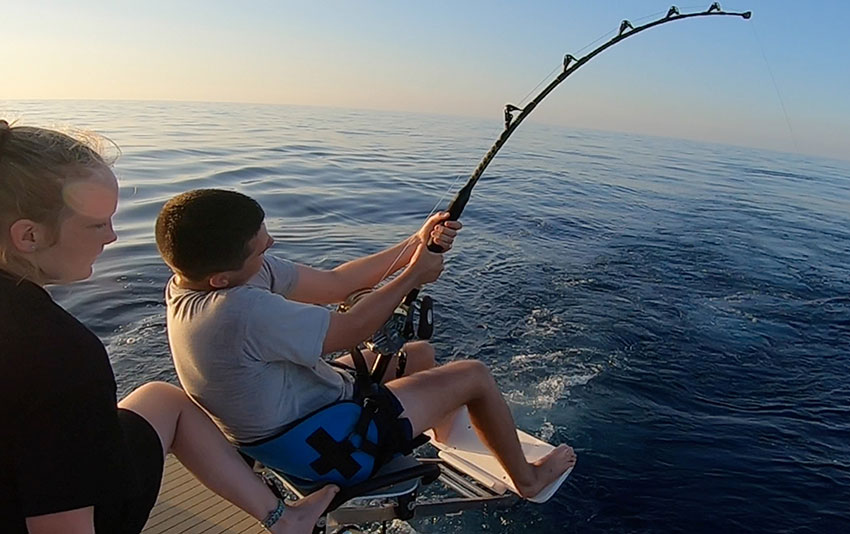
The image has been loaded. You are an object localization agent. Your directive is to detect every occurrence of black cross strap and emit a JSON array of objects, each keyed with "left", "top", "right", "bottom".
[{"left": 306, "top": 426, "right": 381, "bottom": 480}]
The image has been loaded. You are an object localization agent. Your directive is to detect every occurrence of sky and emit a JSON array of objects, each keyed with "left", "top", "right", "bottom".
[{"left": 3, "top": 0, "right": 849, "bottom": 160}]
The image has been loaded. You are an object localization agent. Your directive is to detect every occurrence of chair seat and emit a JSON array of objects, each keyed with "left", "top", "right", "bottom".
[{"left": 274, "top": 454, "right": 437, "bottom": 504}]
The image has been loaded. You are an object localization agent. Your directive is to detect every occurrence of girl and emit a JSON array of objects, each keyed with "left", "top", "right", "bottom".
[{"left": 0, "top": 120, "right": 337, "bottom": 534}]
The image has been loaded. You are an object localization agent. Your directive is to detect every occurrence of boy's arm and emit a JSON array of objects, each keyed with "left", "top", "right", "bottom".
[
  {"left": 287, "top": 212, "right": 460, "bottom": 305},
  {"left": 322, "top": 243, "right": 443, "bottom": 354},
  {"left": 287, "top": 235, "right": 417, "bottom": 305}
]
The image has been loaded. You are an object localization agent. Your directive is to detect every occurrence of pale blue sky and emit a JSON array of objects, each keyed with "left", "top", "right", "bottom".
[{"left": 3, "top": 1, "right": 848, "bottom": 160}]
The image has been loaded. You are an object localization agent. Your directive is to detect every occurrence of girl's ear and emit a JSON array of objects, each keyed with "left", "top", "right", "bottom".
[{"left": 8, "top": 219, "right": 48, "bottom": 253}]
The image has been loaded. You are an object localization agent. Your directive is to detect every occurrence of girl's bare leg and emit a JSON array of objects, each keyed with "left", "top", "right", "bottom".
[
  {"left": 385, "top": 361, "right": 576, "bottom": 499},
  {"left": 119, "top": 382, "right": 338, "bottom": 533}
]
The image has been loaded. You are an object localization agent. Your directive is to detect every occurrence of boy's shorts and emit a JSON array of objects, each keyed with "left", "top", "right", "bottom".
[{"left": 352, "top": 382, "right": 415, "bottom": 457}]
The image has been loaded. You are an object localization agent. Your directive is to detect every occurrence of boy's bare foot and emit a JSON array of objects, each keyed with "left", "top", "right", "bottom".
[
  {"left": 514, "top": 445, "right": 576, "bottom": 500},
  {"left": 270, "top": 484, "right": 339, "bottom": 534}
]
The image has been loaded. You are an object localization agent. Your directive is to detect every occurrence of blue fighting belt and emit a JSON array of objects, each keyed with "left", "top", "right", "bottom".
[
  {"left": 239, "top": 399, "right": 386, "bottom": 486},
  {"left": 239, "top": 346, "right": 418, "bottom": 487}
]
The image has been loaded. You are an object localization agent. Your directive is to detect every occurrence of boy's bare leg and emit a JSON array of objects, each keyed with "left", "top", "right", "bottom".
[
  {"left": 334, "top": 340, "right": 436, "bottom": 382},
  {"left": 335, "top": 341, "right": 460, "bottom": 439},
  {"left": 119, "top": 382, "right": 338, "bottom": 533},
  {"left": 389, "top": 340, "right": 436, "bottom": 379},
  {"left": 385, "top": 360, "right": 576, "bottom": 499}
]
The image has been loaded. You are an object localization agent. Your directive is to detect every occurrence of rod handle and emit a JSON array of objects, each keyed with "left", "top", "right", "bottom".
[{"left": 426, "top": 182, "right": 472, "bottom": 252}]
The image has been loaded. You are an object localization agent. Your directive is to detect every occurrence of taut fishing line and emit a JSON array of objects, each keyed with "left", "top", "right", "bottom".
[{"left": 748, "top": 21, "right": 798, "bottom": 152}]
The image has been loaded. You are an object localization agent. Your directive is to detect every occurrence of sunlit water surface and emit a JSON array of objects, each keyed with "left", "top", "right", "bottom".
[{"left": 4, "top": 100, "right": 849, "bottom": 533}]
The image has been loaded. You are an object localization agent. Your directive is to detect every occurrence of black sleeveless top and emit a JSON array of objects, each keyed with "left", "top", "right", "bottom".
[{"left": 0, "top": 271, "right": 155, "bottom": 532}]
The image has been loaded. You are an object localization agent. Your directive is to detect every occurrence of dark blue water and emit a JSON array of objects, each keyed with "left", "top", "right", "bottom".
[{"left": 4, "top": 100, "right": 849, "bottom": 533}]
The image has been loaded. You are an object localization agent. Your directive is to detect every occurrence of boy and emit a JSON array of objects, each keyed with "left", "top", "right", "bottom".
[{"left": 156, "top": 189, "right": 575, "bottom": 500}]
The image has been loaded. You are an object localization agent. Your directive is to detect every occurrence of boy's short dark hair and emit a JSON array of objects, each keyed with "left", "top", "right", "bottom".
[{"left": 155, "top": 189, "right": 265, "bottom": 281}]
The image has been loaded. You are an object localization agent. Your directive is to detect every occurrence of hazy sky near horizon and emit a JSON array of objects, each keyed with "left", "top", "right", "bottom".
[{"left": 4, "top": 1, "right": 848, "bottom": 160}]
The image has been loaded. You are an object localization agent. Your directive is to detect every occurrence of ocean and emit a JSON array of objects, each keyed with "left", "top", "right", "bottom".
[{"left": 3, "top": 100, "right": 849, "bottom": 533}]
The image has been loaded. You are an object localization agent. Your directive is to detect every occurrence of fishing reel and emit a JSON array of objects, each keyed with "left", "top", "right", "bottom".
[{"left": 338, "top": 288, "right": 434, "bottom": 358}]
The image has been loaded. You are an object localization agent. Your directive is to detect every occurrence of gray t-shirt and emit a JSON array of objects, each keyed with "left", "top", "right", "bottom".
[{"left": 166, "top": 255, "right": 355, "bottom": 443}]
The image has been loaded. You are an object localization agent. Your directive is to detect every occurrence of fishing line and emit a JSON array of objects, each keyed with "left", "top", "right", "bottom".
[
  {"left": 749, "top": 20, "right": 799, "bottom": 152},
  {"left": 516, "top": 25, "right": 618, "bottom": 108},
  {"left": 516, "top": 66, "right": 560, "bottom": 111}
]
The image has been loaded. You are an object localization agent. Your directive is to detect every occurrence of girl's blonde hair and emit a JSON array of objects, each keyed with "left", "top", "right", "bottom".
[{"left": 0, "top": 120, "right": 114, "bottom": 279}]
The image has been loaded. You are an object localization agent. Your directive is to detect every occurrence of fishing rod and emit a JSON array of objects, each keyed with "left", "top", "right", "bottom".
[
  {"left": 426, "top": 2, "right": 752, "bottom": 252},
  {"left": 352, "top": 3, "right": 752, "bottom": 377}
]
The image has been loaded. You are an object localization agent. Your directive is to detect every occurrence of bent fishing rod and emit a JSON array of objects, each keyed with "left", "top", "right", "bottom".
[
  {"left": 355, "top": 4, "right": 752, "bottom": 371},
  {"left": 426, "top": 2, "right": 751, "bottom": 252}
]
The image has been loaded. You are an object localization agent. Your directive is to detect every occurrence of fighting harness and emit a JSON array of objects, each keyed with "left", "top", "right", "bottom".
[{"left": 239, "top": 347, "right": 421, "bottom": 486}]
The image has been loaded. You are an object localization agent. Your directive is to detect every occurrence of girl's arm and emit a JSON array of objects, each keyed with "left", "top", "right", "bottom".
[{"left": 27, "top": 507, "right": 95, "bottom": 534}]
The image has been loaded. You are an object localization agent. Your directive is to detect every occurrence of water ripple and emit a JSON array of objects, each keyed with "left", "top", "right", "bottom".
[{"left": 7, "top": 100, "right": 850, "bottom": 533}]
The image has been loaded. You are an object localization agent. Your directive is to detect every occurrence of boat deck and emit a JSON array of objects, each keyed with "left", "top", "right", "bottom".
[{"left": 141, "top": 455, "right": 265, "bottom": 534}]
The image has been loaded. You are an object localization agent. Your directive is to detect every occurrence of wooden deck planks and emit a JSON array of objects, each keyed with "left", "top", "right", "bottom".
[{"left": 142, "top": 455, "right": 265, "bottom": 534}]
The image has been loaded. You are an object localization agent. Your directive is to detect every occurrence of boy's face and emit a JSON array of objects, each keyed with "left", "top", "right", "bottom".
[{"left": 223, "top": 223, "right": 274, "bottom": 286}]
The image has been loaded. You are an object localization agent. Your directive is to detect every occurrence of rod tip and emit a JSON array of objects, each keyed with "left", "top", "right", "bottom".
[{"left": 742, "top": 11, "right": 752, "bottom": 19}]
